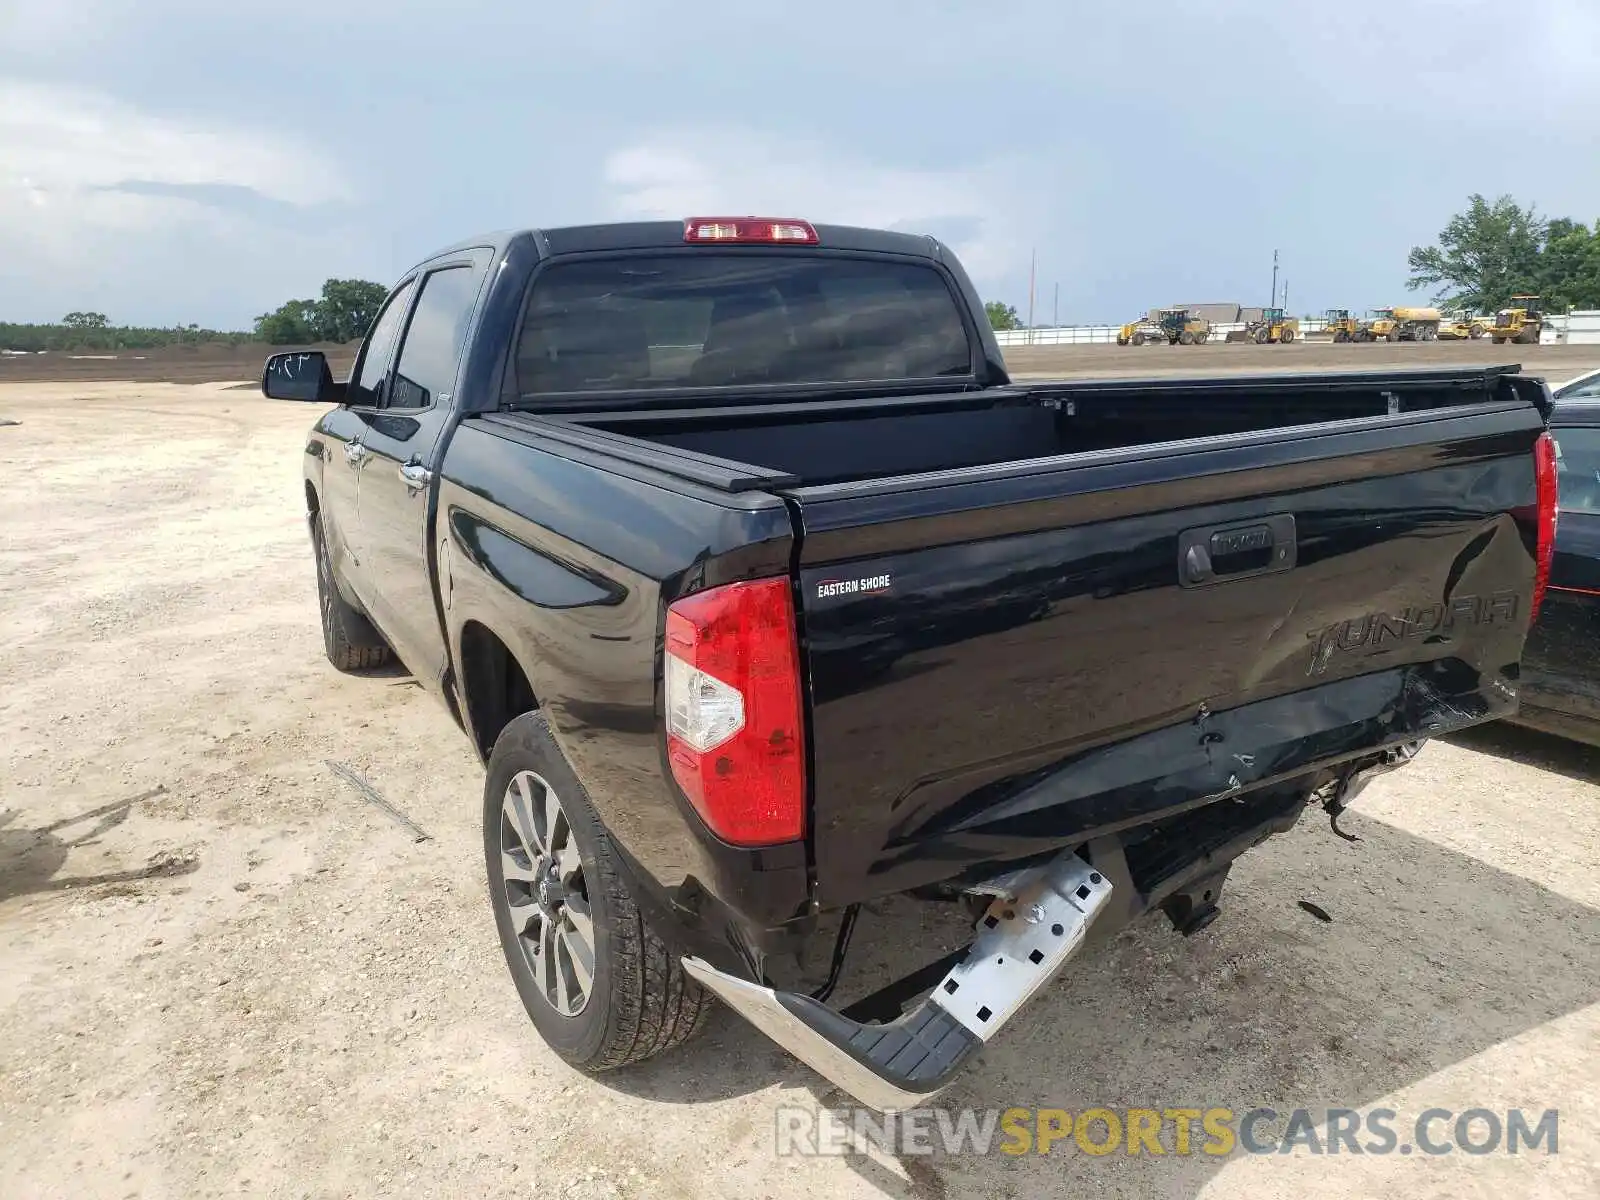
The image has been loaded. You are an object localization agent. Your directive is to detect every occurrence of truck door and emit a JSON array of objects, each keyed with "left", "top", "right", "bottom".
[
  {"left": 353, "top": 250, "right": 492, "bottom": 688},
  {"left": 323, "top": 276, "right": 416, "bottom": 597}
]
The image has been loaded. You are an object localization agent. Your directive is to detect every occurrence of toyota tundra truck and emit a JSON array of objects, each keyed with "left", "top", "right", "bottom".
[{"left": 262, "top": 217, "right": 1556, "bottom": 1109}]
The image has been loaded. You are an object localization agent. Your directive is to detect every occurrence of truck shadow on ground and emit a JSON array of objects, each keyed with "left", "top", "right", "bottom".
[
  {"left": 607, "top": 813, "right": 1599, "bottom": 1200},
  {"left": 0, "top": 788, "right": 200, "bottom": 905},
  {"left": 1444, "top": 721, "right": 1600, "bottom": 787}
]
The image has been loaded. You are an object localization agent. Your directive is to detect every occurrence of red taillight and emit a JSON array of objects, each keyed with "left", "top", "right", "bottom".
[
  {"left": 1531, "top": 430, "right": 1558, "bottom": 623},
  {"left": 664, "top": 578, "right": 806, "bottom": 846},
  {"left": 683, "top": 217, "right": 819, "bottom": 245}
]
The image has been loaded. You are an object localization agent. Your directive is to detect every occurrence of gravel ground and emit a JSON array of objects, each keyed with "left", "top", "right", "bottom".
[{"left": 1, "top": 378, "right": 1597, "bottom": 1200}]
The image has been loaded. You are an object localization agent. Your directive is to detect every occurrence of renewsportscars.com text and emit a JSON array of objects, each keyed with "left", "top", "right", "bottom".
[{"left": 774, "top": 1105, "right": 1560, "bottom": 1158}]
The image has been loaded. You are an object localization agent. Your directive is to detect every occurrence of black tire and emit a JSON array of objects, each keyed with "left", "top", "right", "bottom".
[
  {"left": 1131, "top": 331, "right": 1146, "bottom": 346},
  {"left": 1492, "top": 335, "right": 1506, "bottom": 345},
  {"left": 1280, "top": 326, "right": 1295, "bottom": 343},
  {"left": 311, "top": 518, "right": 392, "bottom": 672},
  {"left": 1333, "top": 330, "right": 1348, "bottom": 343},
  {"left": 484, "top": 711, "right": 709, "bottom": 1071}
]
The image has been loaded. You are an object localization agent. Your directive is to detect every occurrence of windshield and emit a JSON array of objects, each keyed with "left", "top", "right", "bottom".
[{"left": 513, "top": 253, "right": 973, "bottom": 398}]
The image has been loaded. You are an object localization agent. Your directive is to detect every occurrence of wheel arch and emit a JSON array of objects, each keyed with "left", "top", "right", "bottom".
[{"left": 457, "top": 619, "right": 543, "bottom": 762}]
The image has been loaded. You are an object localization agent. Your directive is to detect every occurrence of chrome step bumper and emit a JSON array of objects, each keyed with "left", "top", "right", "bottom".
[{"left": 683, "top": 851, "right": 1112, "bottom": 1110}]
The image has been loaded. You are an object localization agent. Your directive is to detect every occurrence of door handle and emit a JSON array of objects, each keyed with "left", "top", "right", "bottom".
[
  {"left": 344, "top": 442, "right": 366, "bottom": 466},
  {"left": 399, "top": 461, "right": 432, "bottom": 492}
]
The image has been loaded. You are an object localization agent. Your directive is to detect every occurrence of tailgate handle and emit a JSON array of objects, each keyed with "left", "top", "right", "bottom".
[{"left": 1178, "top": 514, "right": 1297, "bottom": 588}]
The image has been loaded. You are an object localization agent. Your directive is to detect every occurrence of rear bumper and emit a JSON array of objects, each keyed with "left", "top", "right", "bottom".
[{"left": 684, "top": 850, "right": 1113, "bottom": 1110}]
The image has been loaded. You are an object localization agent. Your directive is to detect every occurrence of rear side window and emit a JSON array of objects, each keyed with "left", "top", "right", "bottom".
[
  {"left": 389, "top": 257, "right": 488, "bottom": 409},
  {"left": 513, "top": 254, "right": 972, "bottom": 397}
]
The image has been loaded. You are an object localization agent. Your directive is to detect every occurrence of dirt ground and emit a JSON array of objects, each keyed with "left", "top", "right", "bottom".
[{"left": 2, "top": 362, "right": 1598, "bottom": 1200}]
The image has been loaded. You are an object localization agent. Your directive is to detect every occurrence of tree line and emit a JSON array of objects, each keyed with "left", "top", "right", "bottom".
[
  {"left": 0, "top": 312, "right": 253, "bottom": 353},
  {"left": 1, "top": 279, "right": 391, "bottom": 353}
]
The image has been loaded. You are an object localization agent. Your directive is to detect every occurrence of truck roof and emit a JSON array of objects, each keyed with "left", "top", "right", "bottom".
[{"left": 413, "top": 221, "right": 947, "bottom": 274}]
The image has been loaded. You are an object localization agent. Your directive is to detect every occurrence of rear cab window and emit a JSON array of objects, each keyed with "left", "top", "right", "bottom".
[{"left": 512, "top": 254, "right": 974, "bottom": 399}]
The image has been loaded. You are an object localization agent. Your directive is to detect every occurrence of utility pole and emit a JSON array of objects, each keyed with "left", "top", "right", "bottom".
[
  {"left": 1270, "top": 249, "right": 1280, "bottom": 312},
  {"left": 1283, "top": 279, "right": 1289, "bottom": 317},
  {"left": 1027, "top": 249, "right": 1037, "bottom": 344},
  {"left": 1053, "top": 282, "right": 1059, "bottom": 329}
]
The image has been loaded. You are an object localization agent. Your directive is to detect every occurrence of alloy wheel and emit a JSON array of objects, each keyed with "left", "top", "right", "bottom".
[{"left": 499, "top": 770, "right": 596, "bottom": 1017}]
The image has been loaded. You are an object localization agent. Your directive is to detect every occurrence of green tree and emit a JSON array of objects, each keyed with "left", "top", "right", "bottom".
[
  {"left": 251, "top": 278, "right": 388, "bottom": 345},
  {"left": 314, "top": 278, "right": 388, "bottom": 343},
  {"left": 1539, "top": 219, "right": 1600, "bottom": 311},
  {"left": 61, "top": 311, "right": 109, "bottom": 330},
  {"left": 985, "top": 300, "right": 1021, "bottom": 331},
  {"left": 253, "top": 299, "right": 322, "bottom": 346},
  {"left": 1407, "top": 194, "right": 1546, "bottom": 311}
]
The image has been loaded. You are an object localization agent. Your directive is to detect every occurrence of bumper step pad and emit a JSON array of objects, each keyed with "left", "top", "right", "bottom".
[{"left": 683, "top": 851, "right": 1112, "bottom": 1110}]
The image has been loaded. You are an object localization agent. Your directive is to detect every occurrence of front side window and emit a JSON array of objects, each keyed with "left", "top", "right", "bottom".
[
  {"left": 1556, "top": 375, "right": 1600, "bottom": 400},
  {"left": 1552, "top": 425, "right": 1600, "bottom": 513},
  {"left": 513, "top": 254, "right": 972, "bottom": 397},
  {"left": 349, "top": 279, "right": 416, "bottom": 406}
]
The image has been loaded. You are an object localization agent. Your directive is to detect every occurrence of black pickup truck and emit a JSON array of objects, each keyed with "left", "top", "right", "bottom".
[{"left": 263, "top": 217, "right": 1556, "bottom": 1109}]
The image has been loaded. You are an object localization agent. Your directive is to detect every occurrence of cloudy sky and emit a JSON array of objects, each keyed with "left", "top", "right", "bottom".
[{"left": 2, "top": 0, "right": 1597, "bottom": 329}]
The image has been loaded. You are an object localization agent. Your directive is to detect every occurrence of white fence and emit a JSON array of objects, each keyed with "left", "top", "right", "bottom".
[{"left": 1542, "top": 312, "right": 1600, "bottom": 345}]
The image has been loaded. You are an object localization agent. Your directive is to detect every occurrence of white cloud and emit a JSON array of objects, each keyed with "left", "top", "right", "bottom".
[
  {"left": 0, "top": 79, "right": 355, "bottom": 323},
  {"left": 601, "top": 129, "right": 1044, "bottom": 287},
  {"left": 0, "top": 79, "right": 345, "bottom": 208}
]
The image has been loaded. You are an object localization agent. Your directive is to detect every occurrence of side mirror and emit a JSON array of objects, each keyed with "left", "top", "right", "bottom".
[{"left": 262, "top": 351, "right": 338, "bottom": 402}]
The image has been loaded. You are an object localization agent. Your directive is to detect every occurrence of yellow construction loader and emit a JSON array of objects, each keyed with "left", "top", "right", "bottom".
[
  {"left": 1226, "top": 307, "right": 1299, "bottom": 344},
  {"left": 1323, "top": 308, "right": 1361, "bottom": 342},
  {"left": 1490, "top": 296, "right": 1543, "bottom": 345}
]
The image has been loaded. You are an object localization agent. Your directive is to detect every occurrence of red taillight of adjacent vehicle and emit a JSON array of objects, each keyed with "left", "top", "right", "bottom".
[
  {"left": 683, "top": 216, "right": 819, "bottom": 245},
  {"left": 664, "top": 578, "right": 806, "bottom": 846},
  {"left": 1531, "top": 430, "right": 1558, "bottom": 623}
]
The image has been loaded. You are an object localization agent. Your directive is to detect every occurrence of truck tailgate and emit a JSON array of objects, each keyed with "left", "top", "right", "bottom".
[{"left": 788, "top": 401, "right": 1545, "bottom": 905}]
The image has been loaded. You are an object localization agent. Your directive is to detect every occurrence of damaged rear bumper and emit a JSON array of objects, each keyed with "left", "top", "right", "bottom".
[{"left": 684, "top": 850, "right": 1112, "bottom": 1110}]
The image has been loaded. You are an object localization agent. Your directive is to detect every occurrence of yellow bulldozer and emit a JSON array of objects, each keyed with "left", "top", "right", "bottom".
[
  {"left": 1490, "top": 296, "right": 1543, "bottom": 345},
  {"left": 1323, "top": 308, "right": 1361, "bottom": 342},
  {"left": 1226, "top": 307, "right": 1299, "bottom": 344},
  {"left": 1362, "top": 307, "right": 1442, "bottom": 342}
]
